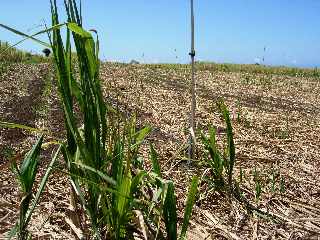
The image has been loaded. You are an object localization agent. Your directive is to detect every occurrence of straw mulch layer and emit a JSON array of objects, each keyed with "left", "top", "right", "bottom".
[
  {"left": 101, "top": 63, "right": 320, "bottom": 239},
  {"left": 0, "top": 62, "right": 319, "bottom": 239}
]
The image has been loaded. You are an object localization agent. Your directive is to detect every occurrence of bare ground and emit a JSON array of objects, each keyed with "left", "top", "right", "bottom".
[{"left": 0, "top": 62, "right": 320, "bottom": 239}]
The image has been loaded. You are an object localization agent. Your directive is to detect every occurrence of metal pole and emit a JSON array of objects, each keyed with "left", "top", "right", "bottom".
[{"left": 188, "top": 0, "right": 196, "bottom": 161}]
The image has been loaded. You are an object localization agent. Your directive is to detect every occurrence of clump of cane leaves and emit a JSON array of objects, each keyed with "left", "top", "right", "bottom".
[
  {"left": 7, "top": 135, "right": 61, "bottom": 240},
  {"left": 1, "top": 0, "right": 199, "bottom": 238},
  {"left": 200, "top": 99, "right": 235, "bottom": 194},
  {"left": 47, "top": 1, "right": 157, "bottom": 237},
  {"left": 48, "top": 2, "right": 200, "bottom": 237}
]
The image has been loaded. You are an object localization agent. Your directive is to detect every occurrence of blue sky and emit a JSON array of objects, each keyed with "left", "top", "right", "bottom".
[{"left": 1, "top": 1, "right": 320, "bottom": 67}]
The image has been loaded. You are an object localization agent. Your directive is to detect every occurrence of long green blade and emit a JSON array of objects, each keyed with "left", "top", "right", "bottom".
[
  {"left": 74, "top": 162, "right": 117, "bottom": 186},
  {"left": 218, "top": 99, "right": 235, "bottom": 184},
  {"left": 67, "top": 22, "right": 92, "bottom": 38},
  {"left": 0, "top": 121, "right": 46, "bottom": 133},
  {"left": 163, "top": 181, "right": 177, "bottom": 240},
  {"left": 179, "top": 176, "right": 199, "bottom": 240},
  {"left": 0, "top": 23, "right": 50, "bottom": 48},
  {"left": 25, "top": 145, "right": 62, "bottom": 225},
  {"left": 149, "top": 143, "right": 161, "bottom": 177},
  {"left": 19, "top": 135, "right": 44, "bottom": 193}
]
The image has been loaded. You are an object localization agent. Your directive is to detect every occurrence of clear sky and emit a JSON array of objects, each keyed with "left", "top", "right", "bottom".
[{"left": 1, "top": 1, "right": 320, "bottom": 67}]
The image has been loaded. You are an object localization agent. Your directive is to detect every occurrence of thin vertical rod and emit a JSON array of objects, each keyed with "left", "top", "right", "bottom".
[{"left": 188, "top": 0, "right": 196, "bottom": 160}]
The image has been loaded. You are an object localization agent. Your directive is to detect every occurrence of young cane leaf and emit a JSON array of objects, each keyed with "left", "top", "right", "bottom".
[
  {"left": 0, "top": 121, "right": 46, "bottom": 133},
  {"left": 25, "top": 145, "right": 62, "bottom": 225},
  {"left": 117, "top": 175, "right": 132, "bottom": 217},
  {"left": 131, "top": 170, "right": 147, "bottom": 193},
  {"left": 134, "top": 125, "right": 152, "bottom": 144},
  {"left": 8, "top": 135, "right": 43, "bottom": 239},
  {"left": 74, "top": 162, "right": 117, "bottom": 186},
  {"left": 0, "top": 23, "right": 50, "bottom": 48},
  {"left": 0, "top": 22, "right": 66, "bottom": 53},
  {"left": 19, "top": 135, "right": 44, "bottom": 193},
  {"left": 218, "top": 99, "right": 235, "bottom": 185},
  {"left": 163, "top": 181, "right": 177, "bottom": 240},
  {"left": 67, "top": 22, "right": 92, "bottom": 38},
  {"left": 179, "top": 176, "right": 199, "bottom": 240},
  {"left": 149, "top": 143, "right": 161, "bottom": 177}
]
